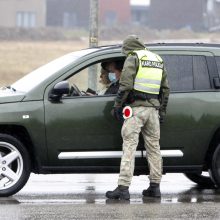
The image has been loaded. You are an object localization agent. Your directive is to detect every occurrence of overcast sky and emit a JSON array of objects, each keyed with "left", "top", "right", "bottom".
[{"left": 130, "top": 0, "right": 150, "bottom": 6}]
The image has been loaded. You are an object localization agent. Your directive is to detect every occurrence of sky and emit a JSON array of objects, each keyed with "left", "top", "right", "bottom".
[{"left": 130, "top": 0, "right": 150, "bottom": 6}]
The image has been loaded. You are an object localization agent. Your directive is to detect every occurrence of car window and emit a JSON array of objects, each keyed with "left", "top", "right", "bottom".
[
  {"left": 215, "top": 56, "right": 220, "bottom": 77},
  {"left": 66, "top": 59, "right": 124, "bottom": 97},
  {"left": 67, "top": 64, "right": 100, "bottom": 95},
  {"left": 161, "top": 55, "right": 193, "bottom": 91},
  {"left": 193, "top": 56, "right": 211, "bottom": 90},
  {"left": 161, "top": 55, "right": 211, "bottom": 91},
  {"left": 11, "top": 49, "right": 98, "bottom": 93}
]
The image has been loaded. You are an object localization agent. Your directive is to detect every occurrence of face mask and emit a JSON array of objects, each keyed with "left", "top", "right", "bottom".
[{"left": 108, "top": 72, "right": 116, "bottom": 82}]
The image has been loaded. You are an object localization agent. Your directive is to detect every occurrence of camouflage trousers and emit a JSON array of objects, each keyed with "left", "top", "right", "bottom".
[{"left": 118, "top": 106, "right": 162, "bottom": 186}]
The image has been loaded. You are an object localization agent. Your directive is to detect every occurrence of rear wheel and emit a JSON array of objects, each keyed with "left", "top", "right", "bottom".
[
  {"left": 184, "top": 172, "right": 215, "bottom": 187},
  {"left": 210, "top": 144, "right": 220, "bottom": 188},
  {"left": 0, "top": 134, "right": 31, "bottom": 197}
]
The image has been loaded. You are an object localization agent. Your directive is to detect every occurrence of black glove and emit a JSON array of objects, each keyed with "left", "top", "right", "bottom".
[
  {"left": 111, "top": 107, "right": 124, "bottom": 122},
  {"left": 159, "top": 110, "right": 166, "bottom": 124}
]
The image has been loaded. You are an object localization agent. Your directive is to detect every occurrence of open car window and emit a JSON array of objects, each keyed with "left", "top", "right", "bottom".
[{"left": 66, "top": 58, "right": 125, "bottom": 97}]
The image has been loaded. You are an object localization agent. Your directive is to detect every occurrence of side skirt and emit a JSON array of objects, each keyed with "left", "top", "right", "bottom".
[{"left": 39, "top": 165, "right": 203, "bottom": 175}]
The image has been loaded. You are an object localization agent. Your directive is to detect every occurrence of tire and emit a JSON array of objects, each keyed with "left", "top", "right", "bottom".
[
  {"left": 210, "top": 144, "right": 220, "bottom": 188},
  {"left": 0, "top": 134, "right": 31, "bottom": 197},
  {"left": 184, "top": 172, "right": 215, "bottom": 187}
]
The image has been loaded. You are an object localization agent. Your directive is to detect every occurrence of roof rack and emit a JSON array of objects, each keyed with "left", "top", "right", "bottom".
[
  {"left": 90, "top": 42, "right": 220, "bottom": 49},
  {"left": 145, "top": 42, "right": 220, "bottom": 47}
]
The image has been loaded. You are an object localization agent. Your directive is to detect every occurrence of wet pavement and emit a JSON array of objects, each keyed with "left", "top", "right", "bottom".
[{"left": 0, "top": 173, "right": 220, "bottom": 219}]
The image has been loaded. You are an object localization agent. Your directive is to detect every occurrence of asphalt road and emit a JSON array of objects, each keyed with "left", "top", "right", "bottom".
[{"left": 0, "top": 173, "right": 220, "bottom": 219}]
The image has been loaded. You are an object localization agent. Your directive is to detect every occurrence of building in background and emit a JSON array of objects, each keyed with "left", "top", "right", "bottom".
[
  {"left": 130, "top": 0, "right": 150, "bottom": 26},
  {"left": 46, "top": 0, "right": 90, "bottom": 28},
  {"left": 148, "top": 0, "right": 220, "bottom": 30},
  {"left": 0, "top": 0, "right": 130, "bottom": 29},
  {"left": 0, "top": 0, "right": 220, "bottom": 31},
  {"left": 0, "top": 0, "right": 46, "bottom": 28},
  {"left": 204, "top": 0, "right": 220, "bottom": 30},
  {"left": 99, "top": 0, "right": 131, "bottom": 26},
  {"left": 47, "top": 0, "right": 130, "bottom": 28}
]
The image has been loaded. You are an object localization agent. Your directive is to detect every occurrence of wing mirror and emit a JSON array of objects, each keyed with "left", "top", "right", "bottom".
[{"left": 49, "top": 81, "right": 70, "bottom": 101}]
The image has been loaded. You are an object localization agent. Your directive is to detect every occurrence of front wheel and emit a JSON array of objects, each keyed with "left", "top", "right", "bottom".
[
  {"left": 0, "top": 134, "right": 31, "bottom": 197},
  {"left": 210, "top": 144, "right": 220, "bottom": 188}
]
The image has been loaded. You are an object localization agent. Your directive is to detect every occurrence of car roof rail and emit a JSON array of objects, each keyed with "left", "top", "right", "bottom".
[
  {"left": 145, "top": 42, "right": 220, "bottom": 47},
  {"left": 93, "top": 42, "right": 220, "bottom": 48},
  {"left": 86, "top": 42, "right": 220, "bottom": 55}
]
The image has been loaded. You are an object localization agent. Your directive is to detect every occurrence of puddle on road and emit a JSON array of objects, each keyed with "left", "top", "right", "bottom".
[
  {"left": 1, "top": 174, "right": 219, "bottom": 205},
  {"left": 1, "top": 192, "right": 220, "bottom": 205}
]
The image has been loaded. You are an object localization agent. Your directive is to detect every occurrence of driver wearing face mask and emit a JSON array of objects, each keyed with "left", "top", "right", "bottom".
[
  {"left": 108, "top": 72, "right": 117, "bottom": 83},
  {"left": 105, "top": 61, "right": 124, "bottom": 95}
]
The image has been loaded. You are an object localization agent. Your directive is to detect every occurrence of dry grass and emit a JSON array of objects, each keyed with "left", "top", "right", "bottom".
[
  {"left": 0, "top": 41, "right": 88, "bottom": 87},
  {"left": 1, "top": 33, "right": 220, "bottom": 87}
]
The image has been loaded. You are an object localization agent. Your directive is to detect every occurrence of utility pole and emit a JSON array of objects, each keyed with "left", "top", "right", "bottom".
[{"left": 88, "top": 0, "right": 99, "bottom": 90}]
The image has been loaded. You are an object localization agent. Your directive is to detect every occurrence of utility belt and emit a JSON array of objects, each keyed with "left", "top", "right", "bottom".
[
  {"left": 134, "top": 91, "right": 159, "bottom": 100},
  {"left": 127, "top": 90, "right": 158, "bottom": 103}
]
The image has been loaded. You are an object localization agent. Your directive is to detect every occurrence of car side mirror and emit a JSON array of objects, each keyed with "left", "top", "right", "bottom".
[
  {"left": 49, "top": 81, "right": 70, "bottom": 101},
  {"left": 213, "top": 77, "right": 220, "bottom": 89}
]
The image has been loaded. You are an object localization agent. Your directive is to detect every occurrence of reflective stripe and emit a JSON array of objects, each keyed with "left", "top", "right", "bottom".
[
  {"left": 133, "top": 50, "right": 163, "bottom": 95},
  {"left": 135, "top": 78, "right": 161, "bottom": 85},
  {"left": 134, "top": 83, "right": 160, "bottom": 93}
]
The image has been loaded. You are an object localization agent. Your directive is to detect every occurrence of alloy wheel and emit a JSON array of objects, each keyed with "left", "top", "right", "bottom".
[{"left": 0, "top": 142, "right": 24, "bottom": 190}]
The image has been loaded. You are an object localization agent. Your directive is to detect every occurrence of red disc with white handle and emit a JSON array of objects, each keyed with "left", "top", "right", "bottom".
[{"left": 123, "top": 106, "right": 133, "bottom": 119}]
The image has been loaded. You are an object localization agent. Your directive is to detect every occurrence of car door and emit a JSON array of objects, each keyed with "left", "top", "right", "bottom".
[
  {"left": 45, "top": 94, "right": 123, "bottom": 167},
  {"left": 150, "top": 50, "right": 216, "bottom": 170},
  {"left": 43, "top": 52, "right": 133, "bottom": 169}
]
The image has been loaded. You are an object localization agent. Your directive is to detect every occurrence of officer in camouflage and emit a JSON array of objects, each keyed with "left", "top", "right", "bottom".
[{"left": 106, "top": 35, "right": 170, "bottom": 200}]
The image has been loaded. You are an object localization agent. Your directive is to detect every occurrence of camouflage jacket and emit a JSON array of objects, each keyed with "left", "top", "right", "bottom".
[{"left": 114, "top": 43, "right": 170, "bottom": 117}]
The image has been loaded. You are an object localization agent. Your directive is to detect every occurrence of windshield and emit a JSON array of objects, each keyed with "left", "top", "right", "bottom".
[{"left": 11, "top": 48, "right": 97, "bottom": 93}]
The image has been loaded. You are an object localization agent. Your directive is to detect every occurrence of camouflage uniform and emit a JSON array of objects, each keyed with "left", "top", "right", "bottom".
[
  {"left": 118, "top": 107, "right": 161, "bottom": 186},
  {"left": 115, "top": 35, "right": 170, "bottom": 186}
]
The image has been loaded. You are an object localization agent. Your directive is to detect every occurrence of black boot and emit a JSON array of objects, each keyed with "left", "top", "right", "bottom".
[
  {"left": 142, "top": 183, "right": 161, "bottom": 198},
  {"left": 106, "top": 185, "right": 130, "bottom": 200}
]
